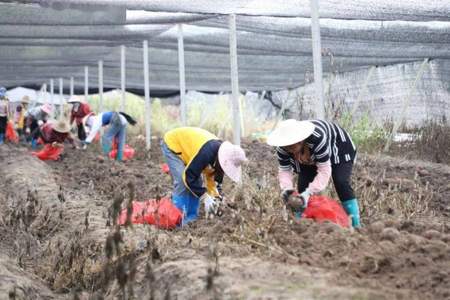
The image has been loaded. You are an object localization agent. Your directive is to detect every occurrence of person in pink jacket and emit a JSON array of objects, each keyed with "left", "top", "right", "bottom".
[{"left": 267, "top": 119, "right": 360, "bottom": 228}]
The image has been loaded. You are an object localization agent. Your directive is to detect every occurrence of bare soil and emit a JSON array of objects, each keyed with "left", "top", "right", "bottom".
[{"left": 0, "top": 139, "right": 448, "bottom": 299}]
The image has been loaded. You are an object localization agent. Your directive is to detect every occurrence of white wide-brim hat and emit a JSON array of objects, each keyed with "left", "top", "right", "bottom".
[
  {"left": 68, "top": 95, "right": 83, "bottom": 103},
  {"left": 21, "top": 95, "right": 30, "bottom": 104},
  {"left": 266, "top": 119, "right": 315, "bottom": 147},
  {"left": 218, "top": 141, "right": 247, "bottom": 183}
]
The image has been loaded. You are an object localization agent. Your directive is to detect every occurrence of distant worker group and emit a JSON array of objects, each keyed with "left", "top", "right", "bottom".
[{"left": 0, "top": 85, "right": 361, "bottom": 228}]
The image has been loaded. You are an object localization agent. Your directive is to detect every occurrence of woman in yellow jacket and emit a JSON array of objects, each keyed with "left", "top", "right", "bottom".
[{"left": 161, "top": 127, "right": 247, "bottom": 224}]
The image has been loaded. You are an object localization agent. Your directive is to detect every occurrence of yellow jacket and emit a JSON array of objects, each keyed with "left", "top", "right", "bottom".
[{"left": 164, "top": 127, "right": 220, "bottom": 197}]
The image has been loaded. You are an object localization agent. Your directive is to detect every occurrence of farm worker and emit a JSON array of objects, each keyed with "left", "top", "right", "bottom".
[
  {"left": 68, "top": 95, "right": 91, "bottom": 140},
  {"left": 38, "top": 118, "right": 76, "bottom": 148},
  {"left": 14, "top": 95, "right": 30, "bottom": 141},
  {"left": 82, "top": 111, "right": 137, "bottom": 161},
  {"left": 0, "top": 87, "right": 9, "bottom": 144},
  {"left": 161, "top": 127, "right": 247, "bottom": 224},
  {"left": 267, "top": 119, "right": 361, "bottom": 228},
  {"left": 25, "top": 103, "right": 52, "bottom": 149}
]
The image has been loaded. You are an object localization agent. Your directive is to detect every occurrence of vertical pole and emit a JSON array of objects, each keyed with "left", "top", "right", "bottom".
[
  {"left": 43, "top": 83, "right": 47, "bottom": 105},
  {"left": 70, "top": 76, "right": 74, "bottom": 97},
  {"left": 84, "top": 66, "right": 89, "bottom": 101},
  {"left": 59, "top": 77, "right": 63, "bottom": 116},
  {"left": 310, "top": 0, "right": 325, "bottom": 119},
  {"left": 229, "top": 14, "right": 241, "bottom": 145},
  {"left": 143, "top": 40, "right": 152, "bottom": 149},
  {"left": 50, "top": 79, "right": 54, "bottom": 117},
  {"left": 121, "top": 45, "right": 126, "bottom": 111},
  {"left": 177, "top": 24, "right": 187, "bottom": 125},
  {"left": 98, "top": 60, "right": 104, "bottom": 113}
]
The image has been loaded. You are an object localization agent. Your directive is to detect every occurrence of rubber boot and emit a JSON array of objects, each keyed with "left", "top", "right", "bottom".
[
  {"left": 102, "top": 143, "right": 111, "bottom": 156},
  {"left": 31, "top": 138, "right": 38, "bottom": 149},
  {"left": 342, "top": 198, "right": 361, "bottom": 228},
  {"left": 116, "top": 148, "right": 124, "bottom": 161},
  {"left": 172, "top": 194, "right": 197, "bottom": 226},
  {"left": 186, "top": 194, "right": 200, "bottom": 222},
  {"left": 0, "top": 133, "right": 4, "bottom": 145}
]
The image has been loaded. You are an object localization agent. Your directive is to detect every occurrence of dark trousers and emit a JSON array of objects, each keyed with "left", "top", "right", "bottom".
[
  {"left": 77, "top": 123, "right": 86, "bottom": 140},
  {"left": 297, "top": 161, "right": 355, "bottom": 202},
  {"left": 0, "top": 116, "right": 7, "bottom": 135},
  {"left": 29, "top": 119, "right": 40, "bottom": 140}
]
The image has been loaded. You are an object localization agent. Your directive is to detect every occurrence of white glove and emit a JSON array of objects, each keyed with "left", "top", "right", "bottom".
[
  {"left": 37, "top": 120, "right": 44, "bottom": 126},
  {"left": 25, "top": 128, "right": 30, "bottom": 134},
  {"left": 201, "top": 193, "right": 218, "bottom": 217},
  {"left": 299, "top": 189, "right": 311, "bottom": 208}
]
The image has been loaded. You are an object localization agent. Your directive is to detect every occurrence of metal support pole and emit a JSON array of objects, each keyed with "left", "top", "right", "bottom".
[
  {"left": 121, "top": 45, "right": 126, "bottom": 111},
  {"left": 70, "top": 76, "right": 74, "bottom": 97},
  {"left": 50, "top": 79, "right": 54, "bottom": 117},
  {"left": 310, "top": 0, "right": 325, "bottom": 119},
  {"left": 177, "top": 24, "right": 187, "bottom": 125},
  {"left": 143, "top": 40, "right": 152, "bottom": 150},
  {"left": 84, "top": 66, "right": 89, "bottom": 101},
  {"left": 98, "top": 60, "right": 104, "bottom": 113},
  {"left": 42, "top": 83, "right": 47, "bottom": 105},
  {"left": 59, "top": 77, "right": 63, "bottom": 116},
  {"left": 229, "top": 14, "right": 241, "bottom": 145}
]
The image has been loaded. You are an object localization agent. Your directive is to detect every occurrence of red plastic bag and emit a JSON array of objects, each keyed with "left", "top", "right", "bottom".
[
  {"left": 160, "top": 163, "right": 170, "bottom": 174},
  {"left": 302, "top": 195, "right": 350, "bottom": 228},
  {"left": 109, "top": 139, "right": 135, "bottom": 160},
  {"left": 5, "top": 121, "right": 18, "bottom": 143},
  {"left": 31, "top": 144, "right": 64, "bottom": 161},
  {"left": 117, "top": 197, "right": 182, "bottom": 229}
]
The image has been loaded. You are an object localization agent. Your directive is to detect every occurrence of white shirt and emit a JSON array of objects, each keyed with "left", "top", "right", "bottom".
[{"left": 85, "top": 112, "right": 127, "bottom": 143}]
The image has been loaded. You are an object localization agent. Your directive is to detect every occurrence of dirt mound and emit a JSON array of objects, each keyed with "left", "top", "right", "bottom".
[{"left": 0, "top": 141, "right": 449, "bottom": 299}]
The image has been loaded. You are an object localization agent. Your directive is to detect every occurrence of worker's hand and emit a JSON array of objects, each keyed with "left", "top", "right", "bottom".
[
  {"left": 281, "top": 189, "right": 295, "bottom": 204},
  {"left": 81, "top": 140, "right": 90, "bottom": 150},
  {"left": 37, "top": 120, "right": 44, "bottom": 127},
  {"left": 51, "top": 142, "right": 61, "bottom": 148},
  {"left": 283, "top": 189, "right": 310, "bottom": 216},
  {"left": 25, "top": 128, "right": 30, "bottom": 134},
  {"left": 214, "top": 195, "right": 224, "bottom": 217},
  {"left": 201, "top": 193, "right": 218, "bottom": 218},
  {"left": 299, "top": 190, "right": 310, "bottom": 208}
]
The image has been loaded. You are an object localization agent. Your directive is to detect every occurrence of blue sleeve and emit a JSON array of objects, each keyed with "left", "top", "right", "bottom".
[{"left": 184, "top": 141, "right": 219, "bottom": 197}]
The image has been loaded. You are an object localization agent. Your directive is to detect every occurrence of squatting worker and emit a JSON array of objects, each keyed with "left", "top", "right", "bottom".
[
  {"left": 25, "top": 103, "right": 53, "bottom": 149},
  {"left": 267, "top": 119, "right": 361, "bottom": 228},
  {"left": 161, "top": 127, "right": 247, "bottom": 225},
  {"left": 39, "top": 118, "right": 77, "bottom": 149},
  {"left": 82, "top": 111, "right": 136, "bottom": 161}
]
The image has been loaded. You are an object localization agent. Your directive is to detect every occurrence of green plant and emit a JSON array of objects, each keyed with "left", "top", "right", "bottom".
[{"left": 338, "top": 111, "right": 388, "bottom": 153}]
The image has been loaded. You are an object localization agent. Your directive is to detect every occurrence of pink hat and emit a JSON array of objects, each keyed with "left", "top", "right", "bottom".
[
  {"left": 218, "top": 141, "right": 247, "bottom": 183},
  {"left": 41, "top": 103, "right": 53, "bottom": 114}
]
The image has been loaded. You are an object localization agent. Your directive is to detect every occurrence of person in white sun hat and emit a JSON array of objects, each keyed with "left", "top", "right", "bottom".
[
  {"left": 267, "top": 119, "right": 360, "bottom": 228},
  {"left": 161, "top": 127, "right": 247, "bottom": 225}
]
